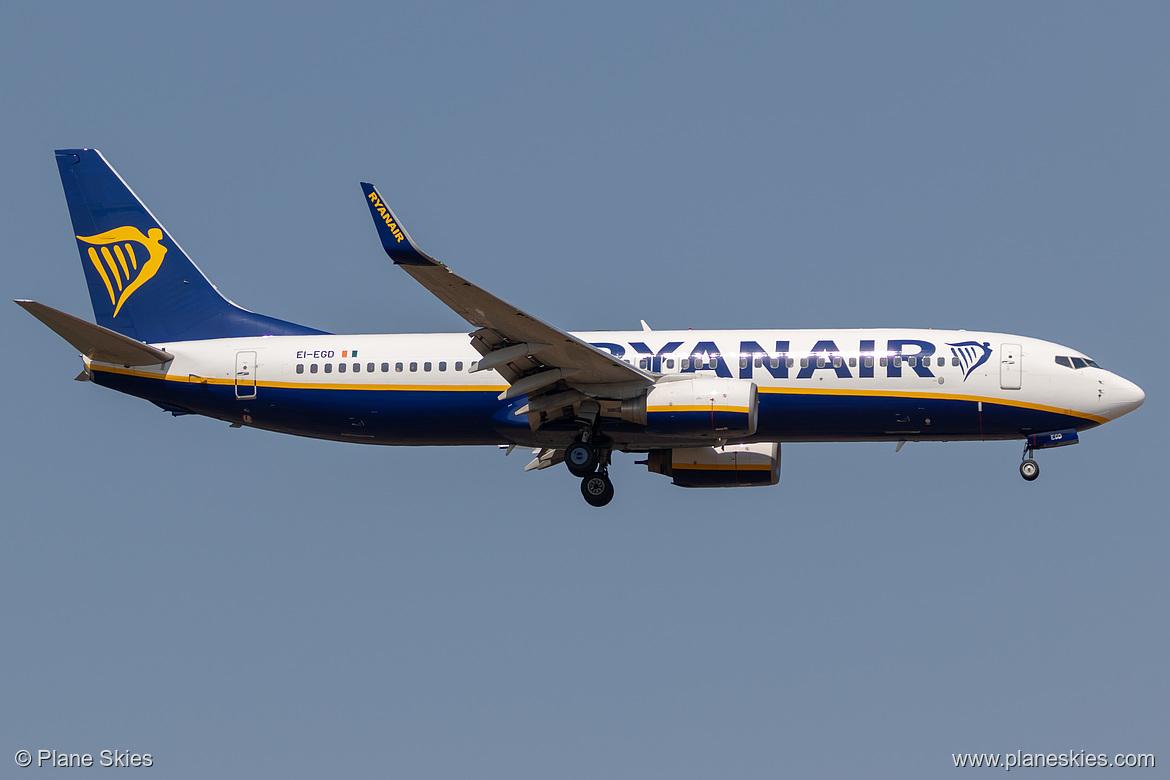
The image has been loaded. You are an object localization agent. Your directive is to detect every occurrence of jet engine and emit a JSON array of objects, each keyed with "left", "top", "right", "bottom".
[
  {"left": 642, "top": 442, "right": 781, "bottom": 488},
  {"left": 620, "top": 377, "right": 758, "bottom": 438}
]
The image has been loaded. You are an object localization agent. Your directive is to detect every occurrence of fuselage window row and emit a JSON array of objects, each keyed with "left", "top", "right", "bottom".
[
  {"left": 295, "top": 360, "right": 467, "bottom": 376},
  {"left": 293, "top": 353, "right": 970, "bottom": 379}
]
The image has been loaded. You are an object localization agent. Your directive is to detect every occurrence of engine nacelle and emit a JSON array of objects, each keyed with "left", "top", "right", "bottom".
[
  {"left": 620, "top": 377, "right": 758, "bottom": 437},
  {"left": 643, "top": 442, "right": 781, "bottom": 488}
]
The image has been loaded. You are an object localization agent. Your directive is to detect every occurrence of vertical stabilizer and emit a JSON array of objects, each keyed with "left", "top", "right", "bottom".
[{"left": 55, "top": 149, "right": 325, "bottom": 342}]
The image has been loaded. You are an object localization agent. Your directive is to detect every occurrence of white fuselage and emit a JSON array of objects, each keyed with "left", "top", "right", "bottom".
[{"left": 84, "top": 327, "right": 1144, "bottom": 449}]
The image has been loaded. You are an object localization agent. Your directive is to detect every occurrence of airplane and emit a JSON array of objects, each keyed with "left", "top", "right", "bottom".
[{"left": 18, "top": 148, "right": 1145, "bottom": 507}]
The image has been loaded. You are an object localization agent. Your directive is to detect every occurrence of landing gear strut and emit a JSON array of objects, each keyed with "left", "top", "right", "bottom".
[
  {"left": 566, "top": 401, "right": 615, "bottom": 506},
  {"left": 573, "top": 444, "right": 614, "bottom": 507},
  {"left": 1020, "top": 441, "right": 1040, "bottom": 482}
]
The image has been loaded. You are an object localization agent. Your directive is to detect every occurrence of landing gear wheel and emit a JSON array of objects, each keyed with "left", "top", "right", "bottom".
[
  {"left": 565, "top": 440, "right": 598, "bottom": 477},
  {"left": 581, "top": 471, "right": 615, "bottom": 507},
  {"left": 1020, "top": 459, "right": 1040, "bottom": 481}
]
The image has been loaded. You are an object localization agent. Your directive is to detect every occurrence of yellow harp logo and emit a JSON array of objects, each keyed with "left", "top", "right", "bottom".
[{"left": 77, "top": 226, "right": 168, "bottom": 317}]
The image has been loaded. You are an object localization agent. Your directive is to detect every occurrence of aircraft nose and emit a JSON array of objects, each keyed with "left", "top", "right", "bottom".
[{"left": 1107, "top": 374, "right": 1145, "bottom": 419}]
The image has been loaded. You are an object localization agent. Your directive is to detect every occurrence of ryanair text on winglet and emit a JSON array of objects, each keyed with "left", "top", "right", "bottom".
[{"left": 367, "top": 192, "right": 405, "bottom": 243}]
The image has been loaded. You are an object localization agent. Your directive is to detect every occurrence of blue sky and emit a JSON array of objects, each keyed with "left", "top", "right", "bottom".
[{"left": 2, "top": 2, "right": 1166, "bottom": 777}]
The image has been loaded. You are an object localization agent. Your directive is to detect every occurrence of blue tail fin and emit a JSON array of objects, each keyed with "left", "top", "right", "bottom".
[{"left": 55, "top": 149, "right": 326, "bottom": 342}]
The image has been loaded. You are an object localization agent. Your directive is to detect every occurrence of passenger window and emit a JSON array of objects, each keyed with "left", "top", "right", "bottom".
[
  {"left": 800, "top": 358, "right": 809, "bottom": 369},
  {"left": 849, "top": 357, "right": 856, "bottom": 367},
  {"left": 367, "top": 363, "right": 375, "bottom": 372},
  {"left": 907, "top": 357, "right": 916, "bottom": 367},
  {"left": 470, "top": 361, "right": 479, "bottom": 372},
  {"left": 338, "top": 363, "right": 346, "bottom": 373},
  {"left": 353, "top": 363, "right": 360, "bottom": 372},
  {"left": 640, "top": 358, "right": 650, "bottom": 369},
  {"left": 952, "top": 357, "right": 960, "bottom": 366},
  {"left": 681, "top": 358, "right": 690, "bottom": 370},
  {"left": 310, "top": 364, "right": 318, "bottom": 374},
  {"left": 296, "top": 364, "right": 304, "bottom": 374},
  {"left": 864, "top": 357, "right": 873, "bottom": 368},
  {"left": 739, "top": 358, "right": 748, "bottom": 369},
  {"left": 754, "top": 357, "right": 763, "bottom": 368},
  {"left": 816, "top": 357, "right": 826, "bottom": 368},
  {"left": 770, "top": 358, "right": 780, "bottom": 369},
  {"left": 455, "top": 361, "right": 464, "bottom": 371},
  {"left": 439, "top": 361, "right": 447, "bottom": 372},
  {"left": 410, "top": 362, "right": 418, "bottom": 372},
  {"left": 832, "top": 357, "right": 842, "bottom": 368},
  {"left": 921, "top": 357, "right": 930, "bottom": 367},
  {"left": 381, "top": 363, "right": 389, "bottom": 372},
  {"left": 424, "top": 362, "right": 432, "bottom": 372},
  {"left": 893, "top": 356, "right": 901, "bottom": 367},
  {"left": 880, "top": 357, "right": 888, "bottom": 367},
  {"left": 666, "top": 359, "right": 675, "bottom": 369},
  {"left": 324, "top": 364, "right": 333, "bottom": 373},
  {"left": 785, "top": 358, "right": 794, "bottom": 368},
  {"left": 395, "top": 362, "right": 403, "bottom": 372},
  {"left": 710, "top": 357, "right": 719, "bottom": 368}
]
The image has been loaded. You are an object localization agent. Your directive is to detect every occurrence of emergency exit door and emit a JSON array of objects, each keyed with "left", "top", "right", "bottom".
[
  {"left": 1000, "top": 343, "right": 1021, "bottom": 390},
  {"left": 235, "top": 351, "right": 257, "bottom": 399}
]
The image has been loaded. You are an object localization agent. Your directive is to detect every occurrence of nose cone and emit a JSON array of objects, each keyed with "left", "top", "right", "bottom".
[{"left": 1108, "top": 374, "right": 1145, "bottom": 419}]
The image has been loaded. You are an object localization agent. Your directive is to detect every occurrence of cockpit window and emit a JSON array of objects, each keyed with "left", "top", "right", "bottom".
[{"left": 1056, "top": 355, "right": 1102, "bottom": 370}]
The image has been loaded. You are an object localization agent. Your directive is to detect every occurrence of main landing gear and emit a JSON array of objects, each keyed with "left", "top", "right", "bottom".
[
  {"left": 571, "top": 436, "right": 614, "bottom": 507},
  {"left": 566, "top": 411, "right": 615, "bottom": 506}
]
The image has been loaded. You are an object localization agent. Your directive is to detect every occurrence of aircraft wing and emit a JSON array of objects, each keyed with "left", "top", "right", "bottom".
[{"left": 360, "top": 183, "right": 654, "bottom": 401}]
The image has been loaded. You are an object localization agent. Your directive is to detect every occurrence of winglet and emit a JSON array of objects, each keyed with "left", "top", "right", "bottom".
[{"left": 359, "top": 183, "right": 440, "bottom": 266}]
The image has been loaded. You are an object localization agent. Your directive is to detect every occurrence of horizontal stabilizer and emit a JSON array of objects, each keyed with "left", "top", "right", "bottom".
[{"left": 15, "top": 300, "right": 173, "bottom": 366}]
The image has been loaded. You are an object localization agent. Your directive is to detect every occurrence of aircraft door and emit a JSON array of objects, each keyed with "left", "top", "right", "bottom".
[
  {"left": 235, "top": 351, "right": 257, "bottom": 399},
  {"left": 1000, "top": 343, "right": 1021, "bottom": 390}
]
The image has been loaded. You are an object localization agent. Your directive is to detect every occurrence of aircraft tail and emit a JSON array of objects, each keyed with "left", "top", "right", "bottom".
[{"left": 55, "top": 149, "right": 325, "bottom": 343}]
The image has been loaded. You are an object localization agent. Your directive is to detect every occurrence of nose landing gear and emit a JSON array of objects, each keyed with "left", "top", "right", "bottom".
[{"left": 1020, "top": 439, "right": 1041, "bottom": 481}]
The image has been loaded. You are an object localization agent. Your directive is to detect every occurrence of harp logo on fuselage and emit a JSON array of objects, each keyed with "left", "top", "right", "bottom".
[{"left": 76, "top": 226, "right": 168, "bottom": 317}]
